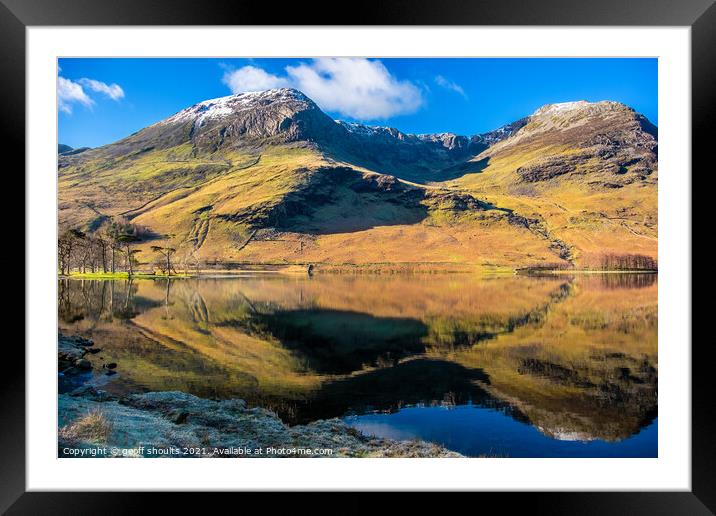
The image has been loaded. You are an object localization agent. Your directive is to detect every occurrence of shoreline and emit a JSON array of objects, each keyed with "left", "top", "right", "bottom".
[
  {"left": 516, "top": 268, "right": 658, "bottom": 276},
  {"left": 58, "top": 391, "right": 463, "bottom": 458},
  {"left": 58, "top": 263, "right": 658, "bottom": 279},
  {"left": 58, "top": 334, "right": 462, "bottom": 458}
]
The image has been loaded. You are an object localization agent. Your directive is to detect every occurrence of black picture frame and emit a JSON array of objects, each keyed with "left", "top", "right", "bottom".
[{"left": 3, "top": 0, "right": 711, "bottom": 512}]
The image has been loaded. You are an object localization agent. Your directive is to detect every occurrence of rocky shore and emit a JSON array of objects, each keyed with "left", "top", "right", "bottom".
[
  {"left": 58, "top": 334, "right": 462, "bottom": 458},
  {"left": 58, "top": 334, "right": 97, "bottom": 372}
]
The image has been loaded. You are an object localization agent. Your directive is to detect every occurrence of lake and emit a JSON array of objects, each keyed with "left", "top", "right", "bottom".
[{"left": 58, "top": 272, "right": 657, "bottom": 458}]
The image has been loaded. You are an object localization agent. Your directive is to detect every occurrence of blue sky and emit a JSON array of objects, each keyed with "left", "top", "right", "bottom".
[{"left": 58, "top": 58, "right": 657, "bottom": 149}]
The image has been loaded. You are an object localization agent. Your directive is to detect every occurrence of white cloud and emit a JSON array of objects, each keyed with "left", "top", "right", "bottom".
[
  {"left": 435, "top": 75, "right": 467, "bottom": 99},
  {"left": 287, "top": 58, "right": 423, "bottom": 120},
  {"left": 222, "top": 65, "right": 289, "bottom": 93},
  {"left": 58, "top": 76, "right": 94, "bottom": 114},
  {"left": 78, "top": 78, "right": 125, "bottom": 100},
  {"left": 58, "top": 75, "right": 124, "bottom": 114},
  {"left": 222, "top": 58, "right": 424, "bottom": 120}
]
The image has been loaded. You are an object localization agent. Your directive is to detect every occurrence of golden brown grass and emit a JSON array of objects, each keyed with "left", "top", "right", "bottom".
[
  {"left": 59, "top": 133, "right": 657, "bottom": 270},
  {"left": 59, "top": 409, "right": 113, "bottom": 444}
]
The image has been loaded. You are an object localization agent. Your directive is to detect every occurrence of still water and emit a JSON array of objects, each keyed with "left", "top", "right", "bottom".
[{"left": 58, "top": 273, "right": 657, "bottom": 457}]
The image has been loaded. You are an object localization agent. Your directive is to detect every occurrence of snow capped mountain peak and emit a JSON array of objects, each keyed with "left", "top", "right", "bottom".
[
  {"left": 159, "top": 88, "right": 315, "bottom": 128},
  {"left": 137, "top": 90, "right": 649, "bottom": 172},
  {"left": 537, "top": 100, "right": 590, "bottom": 113},
  {"left": 534, "top": 100, "right": 631, "bottom": 118},
  {"left": 238, "top": 87, "right": 311, "bottom": 102},
  {"left": 155, "top": 90, "right": 631, "bottom": 149}
]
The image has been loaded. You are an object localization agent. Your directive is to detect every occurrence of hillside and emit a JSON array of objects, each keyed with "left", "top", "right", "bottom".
[
  {"left": 58, "top": 89, "right": 658, "bottom": 271},
  {"left": 448, "top": 101, "right": 658, "bottom": 267}
]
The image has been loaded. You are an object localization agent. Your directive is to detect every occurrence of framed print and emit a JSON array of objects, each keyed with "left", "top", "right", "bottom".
[{"left": 4, "top": 0, "right": 713, "bottom": 512}]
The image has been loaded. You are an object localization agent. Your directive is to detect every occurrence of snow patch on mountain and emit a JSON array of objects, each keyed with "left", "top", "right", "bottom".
[
  {"left": 416, "top": 132, "right": 460, "bottom": 141},
  {"left": 336, "top": 121, "right": 391, "bottom": 136},
  {"left": 159, "top": 88, "right": 313, "bottom": 128},
  {"left": 149, "top": 88, "right": 634, "bottom": 158},
  {"left": 535, "top": 100, "right": 630, "bottom": 118},
  {"left": 538, "top": 101, "right": 590, "bottom": 113}
]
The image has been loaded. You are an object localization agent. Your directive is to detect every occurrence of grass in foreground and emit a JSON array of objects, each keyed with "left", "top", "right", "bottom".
[{"left": 59, "top": 409, "right": 113, "bottom": 444}]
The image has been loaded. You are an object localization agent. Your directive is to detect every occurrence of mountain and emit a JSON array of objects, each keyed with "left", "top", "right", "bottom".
[
  {"left": 63, "top": 88, "right": 517, "bottom": 181},
  {"left": 460, "top": 101, "right": 657, "bottom": 189},
  {"left": 334, "top": 119, "right": 526, "bottom": 181},
  {"left": 58, "top": 89, "right": 658, "bottom": 271},
  {"left": 450, "top": 100, "right": 658, "bottom": 267},
  {"left": 59, "top": 143, "right": 91, "bottom": 157},
  {"left": 108, "top": 89, "right": 346, "bottom": 156}
]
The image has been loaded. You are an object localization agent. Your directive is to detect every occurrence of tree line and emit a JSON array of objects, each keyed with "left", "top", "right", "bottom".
[
  {"left": 58, "top": 218, "right": 188, "bottom": 276},
  {"left": 596, "top": 253, "right": 658, "bottom": 271}
]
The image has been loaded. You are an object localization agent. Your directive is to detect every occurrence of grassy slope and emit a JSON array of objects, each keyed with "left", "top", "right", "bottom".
[
  {"left": 59, "top": 125, "right": 657, "bottom": 269},
  {"left": 60, "top": 143, "right": 566, "bottom": 270},
  {"left": 59, "top": 143, "right": 256, "bottom": 227},
  {"left": 445, "top": 137, "right": 657, "bottom": 266}
]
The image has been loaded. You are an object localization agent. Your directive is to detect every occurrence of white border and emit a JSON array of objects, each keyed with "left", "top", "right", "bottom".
[{"left": 27, "top": 27, "right": 691, "bottom": 491}]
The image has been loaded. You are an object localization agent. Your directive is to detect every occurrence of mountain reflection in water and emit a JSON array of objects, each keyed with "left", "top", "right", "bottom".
[{"left": 58, "top": 272, "right": 657, "bottom": 457}]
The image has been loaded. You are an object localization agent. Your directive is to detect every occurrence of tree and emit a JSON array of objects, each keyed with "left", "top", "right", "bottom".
[
  {"left": 58, "top": 228, "right": 85, "bottom": 275},
  {"left": 151, "top": 246, "right": 177, "bottom": 275},
  {"left": 58, "top": 229, "right": 76, "bottom": 275},
  {"left": 58, "top": 217, "right": 150, "bottom": 276},
  {"left": 103, "top": 225, "right": 124, "bottom": 273},
  {"left": 598, "top": 253, "right": 657, "bottom": 271},
  {"left": 117, "top": 235, "right": 140, "bottom": 277},
  {"left": 94, "top": 231, "right": 111, "bottom": 273}
]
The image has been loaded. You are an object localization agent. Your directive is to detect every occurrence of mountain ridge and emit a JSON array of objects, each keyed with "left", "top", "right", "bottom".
[
  {"left": 63, "top": 89, "right": 650, "bottom": 171},
  {"left": 58, "top": 88, "right": 658, "bottom": 271}
]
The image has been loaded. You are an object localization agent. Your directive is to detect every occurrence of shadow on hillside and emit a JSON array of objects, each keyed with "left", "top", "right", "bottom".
[
  {"left": 270, "top": 166, "right": 432, "bottom": 235},
  {"left": 429, "top": 156, "right": 491, "bottom": 182},
  {"left": 269, "top": 161, "right": 508, "bottom": 235},
  {"left": 323, "top": 140, "right": 492, "bottom": 184}
]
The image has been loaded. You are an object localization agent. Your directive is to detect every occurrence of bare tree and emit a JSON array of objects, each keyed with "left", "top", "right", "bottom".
[
  {"left": 94, "top": 232, "right": 110, "bottom": 273},
  {"left": 117, "top": 235, "right": 140, "bottom": 277},
  {"left": 58, "top": 217, "right": 151, "bottom": 276},
  {"left": 58, "top": 228, "right": 83, "bottom": 275},
  {"left": 598, "top": 253, "right": 657, "bottom": 271},
  {"left": 106, "top": 227, "right": 122, "bottom": 273},
  {"left": 151, "top": 246, "right": 177, "bottom": 275},
  {"left": 65, "top": 229, "right": 90, "bottom": 273}
]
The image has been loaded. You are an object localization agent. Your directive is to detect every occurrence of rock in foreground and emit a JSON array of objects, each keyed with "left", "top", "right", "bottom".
[{"left": 58, "top": 391, "right": 462, "bottom": 458}]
